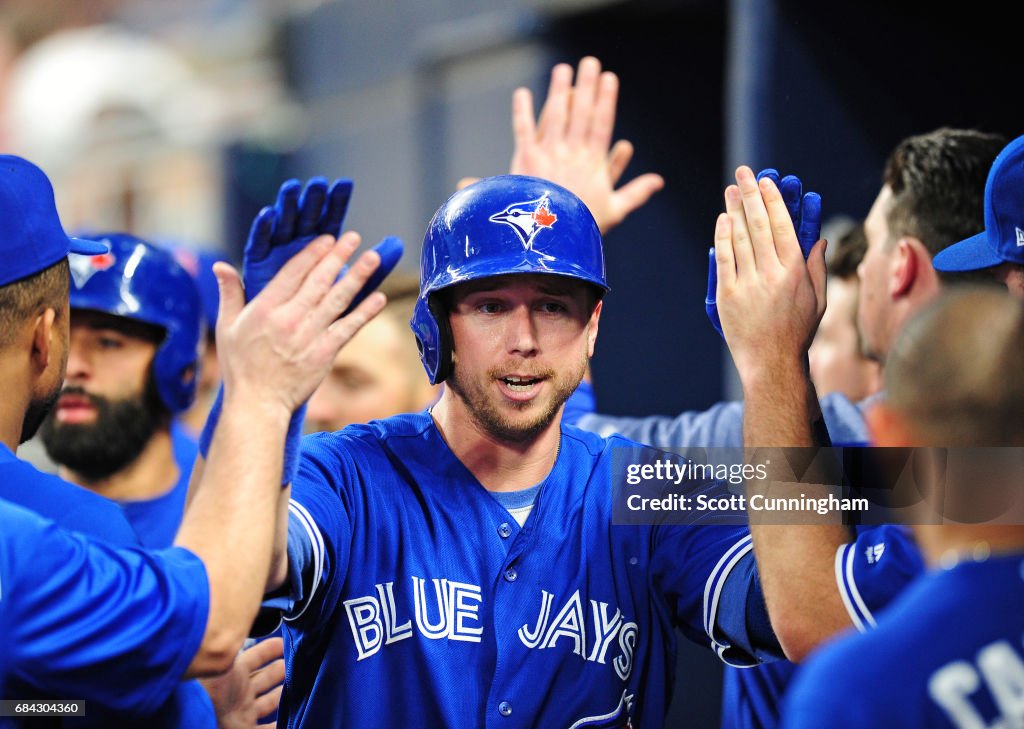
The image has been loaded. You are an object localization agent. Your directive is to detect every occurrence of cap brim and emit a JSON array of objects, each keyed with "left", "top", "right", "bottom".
[
  {"left": 68, "top": 236, "right": 110, "bottom": 256},
  {"left": 932, "top": 231, "right": 1005, "bottom": 272}
]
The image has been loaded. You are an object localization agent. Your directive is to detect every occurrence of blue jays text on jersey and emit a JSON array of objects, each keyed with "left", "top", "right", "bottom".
[{"left": 266, "top": 412, "right": 773, "bottom": 728}]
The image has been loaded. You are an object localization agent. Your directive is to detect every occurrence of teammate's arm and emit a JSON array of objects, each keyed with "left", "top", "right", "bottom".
[
  {"left": 714, "top": 167, "right": 854, "bottom": 661},
  {"left": 178, "top": 233, "right": 386, "bottom": 675}
]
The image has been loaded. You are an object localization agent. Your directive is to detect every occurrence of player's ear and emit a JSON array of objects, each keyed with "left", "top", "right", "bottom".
[
  {"left": 890, "top": 237, "right": 922, "bottom": 298},
  {"left": 30, "top": 307, "right": 58, "bottom": 373},
  {"left": 865, "top": 401, "right": 917, "bottom": 447}
]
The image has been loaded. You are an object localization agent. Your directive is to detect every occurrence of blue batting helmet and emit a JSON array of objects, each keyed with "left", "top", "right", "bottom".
[
  {"left": 410, "top": 174, "right": 607, "bottom": 384},
  {"left": 68, "top": 233, "right": 203, "bottom": 413}
]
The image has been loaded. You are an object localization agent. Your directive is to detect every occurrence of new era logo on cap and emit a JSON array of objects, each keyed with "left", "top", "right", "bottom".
[{"left": 1017, "top": 226, "right": 1024, "bottom": 248}]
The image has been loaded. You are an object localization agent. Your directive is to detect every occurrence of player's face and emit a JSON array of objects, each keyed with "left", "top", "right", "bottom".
[
  {"left": 858, "top": 187, "right": 897, "bottom": 362},
  {"left": 445, "top": 274, "right": 601, "bottom": 443},
  {"left": 808, "top": 277, "right": 881, "bottom": 402},
  {"left": 40, "top": 310, "right": 165, "bottom": 479},
  {"left": 306, "top": 312, "right": 431, "bottom": 432}
]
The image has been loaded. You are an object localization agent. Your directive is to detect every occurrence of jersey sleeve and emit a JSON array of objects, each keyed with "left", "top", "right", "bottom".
[
  {"left": 834, "top": 525, "right": 924, "bottom": 632},
  {"left": 818, "top": 392, "right": 871, "bottom": 447},
  {"left": 779, "top": 639, "right": 872, "bottom": 729},
  {"left": 651, "top": 524, "right": 769, "bottom": 667},
  {"left": 577, "top": 400, "right": 746, "bottom": 448},
  {"left": 0, "top": 499, "right": 210, "bottom": 717},
  {"left": 264, "top": 433, "right": 354, "bottom": 634}
]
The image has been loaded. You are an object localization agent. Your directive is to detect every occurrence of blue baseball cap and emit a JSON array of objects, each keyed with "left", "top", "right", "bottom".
[
  {"left": 0, "top": 155, "right": 109, "bottom": 287},
  {"left": 933, "top": 134, "right": 1024, "bottom": 272}
]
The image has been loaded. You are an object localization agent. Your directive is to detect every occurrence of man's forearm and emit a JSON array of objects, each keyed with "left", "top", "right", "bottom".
[
  {"left": 743, "top": 360, "right": 853, "bottom": 662},
  {"left": 177, "top": 395, "right": 289, "bottom": 676}
]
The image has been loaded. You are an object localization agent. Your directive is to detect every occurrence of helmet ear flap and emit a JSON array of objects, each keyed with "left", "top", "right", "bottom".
[
  {"left": 429, "top": 294, "right": 453, "bottom": 385},
  {"left": 411, "top": 293, "right": 453, "bottom": 385}
]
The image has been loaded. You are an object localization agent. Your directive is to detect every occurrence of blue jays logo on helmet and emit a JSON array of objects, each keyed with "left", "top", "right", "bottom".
[
  {"left": 410, "top": 175, "right": 607, "bottom": 385},
  {"left": 489, "top": 194, "right": 558, "bottom": 250},
  {"left": 69, "top": 252, "right": 117, "bottom": 289},
  {"left": 68, "top": 233, "right": 203, "bottom": 414}
]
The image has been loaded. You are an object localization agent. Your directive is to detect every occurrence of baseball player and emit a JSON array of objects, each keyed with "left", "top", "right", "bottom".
[
  {"left": 780, "top": 287, "right": 1024, "bottom": 729},
  {"left": 480, "top": 57, "right": 933, "bottom": 725},
  {"left": 34, "top": 232, "right": 290, "bottom": 727},
  {"left": 194, "top": 173, "right": 794, "bottom": 729},
  {"left": 40, "top": 233, "right": 203, "bottom": 549},
  {"left": 0, "top": 154, "right": 388, "bottom": 720}
]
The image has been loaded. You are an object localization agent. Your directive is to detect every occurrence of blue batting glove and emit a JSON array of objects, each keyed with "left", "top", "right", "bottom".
[
  {"left": 706, "top": 168, "right": 823, "bottom": 338},
  {"left": 243, "top": 177, "right": 353, "bottom": 301},
  {"left": 705, "top": 248, "right": 721, "bottom": 337},
  {"left": 201, "top": 178, "right": 404, "bottom": 488}
]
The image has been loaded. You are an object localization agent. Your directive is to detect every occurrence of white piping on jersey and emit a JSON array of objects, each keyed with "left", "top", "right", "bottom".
[
  {"left": 566, "top": 688, "right": 631, "bottom": 729},
  {"left": 703, "top": 533, "right": 754, "bottom": 654},
  {"left": 834, "top": 542, "right": 876, "bottom": 633},
  {"left": 285, "top": 499, "right": 326, "bottom": 622}
]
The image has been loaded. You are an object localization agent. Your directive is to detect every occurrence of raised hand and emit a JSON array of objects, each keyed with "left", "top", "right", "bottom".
[
  {"left": 713, "top": 166, "right": 827, "bottom": 384},
  {"left": 459, "top": 57, "right": 663, "bottom": 234},
  {"left": 244, "top": 178, "right": 402, "bottom": 316},
  {"left": 706, "top": 168, "right": 822, "bottom": 338},
  {"left": 215, "top": 232, "right": 389, "bottom": 419}
]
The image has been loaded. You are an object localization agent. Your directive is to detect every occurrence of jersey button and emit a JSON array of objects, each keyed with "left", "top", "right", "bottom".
[
  {"left": 503, "top": 567, "right": 518, "bottom": 582},
  {"left": 498, "top": 701, "right": 513, "bottom": 717},
  {"left": 497, "top": 522, "right": 512, "bottom": 539}
]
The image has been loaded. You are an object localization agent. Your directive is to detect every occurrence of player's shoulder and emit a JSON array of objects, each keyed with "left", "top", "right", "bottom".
[
  {"left": 304, "top": 411, "right": 432, "bottom": 449},
  {"left": 562, "top": 420, "right": 647, "bottom": 457},
  {"left": 0, "top": 452, "right": 138, "bottom": 545},
  {"left": 299, "top": 411, "right": 436, "bottom": 474}
]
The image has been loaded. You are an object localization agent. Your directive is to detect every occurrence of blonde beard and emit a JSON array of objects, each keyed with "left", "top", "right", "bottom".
[{"left": 445, "top": 352, "right": 588, "bottom": 445}]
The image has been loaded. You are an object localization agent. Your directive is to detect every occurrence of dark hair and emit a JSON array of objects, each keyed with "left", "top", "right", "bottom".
[
  {"left": 0, "top": 259, "right": 69, "bottom": 348},
  {"left": 883, "top": 128, "right": 1005, "bottom": 258},
  {"left": 830, "top": 223, "right": 867, "bottom": 280}
]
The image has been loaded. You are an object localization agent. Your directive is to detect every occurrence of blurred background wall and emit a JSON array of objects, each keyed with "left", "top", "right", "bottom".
[{"left": 2, "top": 0, "right": 1022, "bottom": 724}]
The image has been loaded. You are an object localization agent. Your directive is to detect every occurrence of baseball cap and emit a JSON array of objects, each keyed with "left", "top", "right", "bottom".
[
  {"left": 933, "top": 134, "right": 1024, "bottom": 272},
  {"left": 0, "top": 155, "right": 109, "bottom": 287}
]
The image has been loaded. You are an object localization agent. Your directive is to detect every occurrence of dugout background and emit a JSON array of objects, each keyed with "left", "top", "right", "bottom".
[
  {"left": 223, "top": 1, "right": 1024, "bottom": 724},
  {"left": 4, "top": 0, "right": 1019, "bottom": 724},
  {"left": 260, "top": 1, "right": 1024, "bottom": 724}
]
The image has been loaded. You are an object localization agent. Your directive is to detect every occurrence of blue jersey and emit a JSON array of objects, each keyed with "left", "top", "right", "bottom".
[
  {"left": 0, "top": 443, "right": 138, "bottom": 545},
  {"left": 120, "top": 422, "right": 198, "bottom": 548},
  {"left": 0, "top": 444, "right": 214, "bottom": 729},
  {"left": 782, "top": 552, "right": 1024, "bottom": 729},
  {"left": 571, "top": 393, "right": 925, "bottom": 729},
  {"left": 271, "top": 412, "right": 766, "bottom": 728},
  {"left": 722, "top": 525, "right": 925, "bottom": 729},
  {"left": 0, "top": 498, "right": 209, "bottom": 725},
  {"left": 575, "top": 391, "right": 872, "bottom": 448}
]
